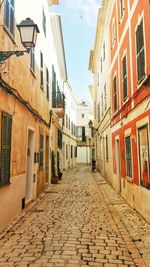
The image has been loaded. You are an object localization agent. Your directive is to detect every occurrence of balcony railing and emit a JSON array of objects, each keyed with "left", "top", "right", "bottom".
[{"left": 52, "top": 92, "right": 65, "bottom": 109}]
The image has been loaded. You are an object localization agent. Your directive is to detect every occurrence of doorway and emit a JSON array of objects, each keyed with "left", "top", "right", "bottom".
[
  {"left": 138, "top": 125, "right": 150, "bottom": 188},
  {"left": 116, "top": 139, "right": 121, "bottom": 193},
  {"left": 45, "top": 135, "right": 49, "bottom": 184},
  {"left": 26, "top": 129, "right": 34, "bottom": 202}
]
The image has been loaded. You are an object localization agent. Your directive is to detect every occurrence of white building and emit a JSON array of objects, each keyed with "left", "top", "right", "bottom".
[
  {"left": 89, "top": 1, "right": 113, "bottom": 183},
  {"left": 50, "top": 13, "right": 67, "bottom": 178},
  {"left": 62, "top": 82, "right": 77, "bottom": 170},
  {"left": 76, "top": 101, "right": 93, "bottom": 165}
]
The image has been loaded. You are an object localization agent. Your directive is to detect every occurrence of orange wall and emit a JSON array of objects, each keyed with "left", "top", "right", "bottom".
[{"left": 112, "top": 110, "right": 150, "bottom": 185}]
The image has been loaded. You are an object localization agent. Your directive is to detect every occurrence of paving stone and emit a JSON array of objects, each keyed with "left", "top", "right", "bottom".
[{"left": 0, "top": 167, "right": 148, "bottom": 267}]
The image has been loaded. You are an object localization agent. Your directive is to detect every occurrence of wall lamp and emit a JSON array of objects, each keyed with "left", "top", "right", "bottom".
[
  {"left": 88, "top": 120, "right": 98, "bottom": 137},
  {"left": 0, "top": 18, "right": 39, "bottom": 63}
]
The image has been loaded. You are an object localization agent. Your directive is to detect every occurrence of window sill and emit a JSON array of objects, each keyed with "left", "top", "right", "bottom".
[
  {"left": 137, "top": 75, "right": 150, "bottom": 89},
  {"left": 122, "top": 97, "right": 129, "bottom": 104},
  {"left": 0, "top": 182, "right": 11, "bottom": 188},
  {"left": 3, "top": 25, "right": 16, "bottom": 44}
]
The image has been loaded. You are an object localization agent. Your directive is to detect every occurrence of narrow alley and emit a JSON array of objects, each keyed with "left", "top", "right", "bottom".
[{"left": 0, "top": 166, "right": 150, "bottom": 267}]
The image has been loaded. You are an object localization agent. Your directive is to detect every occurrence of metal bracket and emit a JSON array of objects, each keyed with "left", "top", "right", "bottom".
[{"left": 0, "top": 49, "right": 30, "bottom": 63}]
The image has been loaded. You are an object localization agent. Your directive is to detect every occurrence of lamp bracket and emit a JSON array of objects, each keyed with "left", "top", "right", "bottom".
[{"left": 0, "top": 49, "right": 30, "bottom": 63}]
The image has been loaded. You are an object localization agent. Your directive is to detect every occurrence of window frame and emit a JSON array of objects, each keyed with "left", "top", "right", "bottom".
[
  {"left": 138, "top": 124, "right": 150, "bottom": 189},
  {"left": 120, "top": 0, "right": 124, "bottom": 21},
  {"left": 4, "top": 0, "right": 15, "bottom": 37},
  {"left": 0, "top": 112, "right": 12, "bottom": 187},
  {"left": 125, "top": 135, "right": 132, "bottom": 178},
  {"left": 105, "top": 135, "right": 109, "bottom": 162},
  {"left": 42, "top": 9, "right": 46, "bottom": 37},
  {"left": 113, "top": 74, "right": 118, "bottom": 113},
  {"left": 135, "top": 17, "right": 146, "bottom": 84},
  {"left": 40, "top": 52, "right": 44, "bottom": 89},
  {"left": 39, "top": 133, "right": 44, "bottom": 169},
  {"left": 112, "top": 19, "right": 116, "bottom": 48},
  {"left": 122, "top": 53, "right": 128, "bottom": 102},
  {"left": 30, "top": 47, "right": 35, "bottom": 74},
  {"left": 46, "top": 68, "right": 49, "bottom": 100}
]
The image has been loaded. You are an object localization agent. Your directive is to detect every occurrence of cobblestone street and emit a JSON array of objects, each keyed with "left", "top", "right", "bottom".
[{"left": 0, "top": 166, "right": 150, "bottom": 267}]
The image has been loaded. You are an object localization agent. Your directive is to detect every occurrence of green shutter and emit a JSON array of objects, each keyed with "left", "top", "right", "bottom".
[
  {"left": 136, "top": 20, "right": 145, "bottom": 83},
  {"left": 0, "top": 113, "right": 12, "bottom": 186},
  {"left": 52, "top": 65, "right": 56, "bottom": 107},
  {"left": 113, "top": 76, "right": 117, "bottom": 112},
  {"left": 122, "top": 55, "right": 127, "bottom": 100}
]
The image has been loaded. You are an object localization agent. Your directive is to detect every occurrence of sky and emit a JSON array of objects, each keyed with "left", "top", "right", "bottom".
[{"left": 52, "top": 0, "right": 101, "bottom": 103}]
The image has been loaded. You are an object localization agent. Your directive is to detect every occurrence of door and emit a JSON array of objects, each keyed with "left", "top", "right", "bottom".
[
  {"left": 116, "top": 139, "right": 121, "bottom": 193},
  {"left": 26, "top": 129, "right": 34, "bottom": 202},
  {"left": 138, "top": 125, "right": 150, "bottom": 188},
  {"left": 45, "top": 135, "right": 49, "bottom": 184}
]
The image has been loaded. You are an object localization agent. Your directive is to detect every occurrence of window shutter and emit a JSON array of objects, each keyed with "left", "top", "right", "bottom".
[
  {"left": 122, "top": 55, "right": 127, "bottom": 100},
  {"left": 113, "top": 76, "right": 117, "bottom": 112},
  {"left": 136, "top": 20, "right": 145, "bottom": 83},
  {"left": 4, "top": 0, "right": 15, "bottom": 35},
  {"left": 0, "top": 113, "right": 12, "bottom": 186},
  {"left": 39, "top": 134, "right": 44, "bottom": 168},
  {"left": 82, "top": 127, "right": 86, "bottom": 142},
  {"left": 40, "top": 52, "right": 44, "bottom": 87},
  {"left": 52, "top": 65, "right": 56, "bottom": 107}
]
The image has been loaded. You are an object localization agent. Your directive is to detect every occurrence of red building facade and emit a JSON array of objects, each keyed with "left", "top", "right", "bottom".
[{"left": 110, "top": 0, "right": 150, "bottom": 221}]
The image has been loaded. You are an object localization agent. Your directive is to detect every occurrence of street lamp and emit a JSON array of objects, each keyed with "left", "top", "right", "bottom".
[
  {"left": 88, "top": 120, "right": 98, "bottom": 137},
  {"left": 0, "top": 18, "right": 39, "bottom": 63}
]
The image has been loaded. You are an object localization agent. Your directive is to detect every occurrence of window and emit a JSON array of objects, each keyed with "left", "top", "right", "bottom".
[
  {"left": 76, "top": 126, "right": 86, "bottom": 142},
  {"left": 101, "top": 93, "right": 104, "bottom": 117},
  {"left": 30, "top": 47, "right": 35, "bottom": 73},
  {"left": 105, "top": 135, "right": 109, "bottom": 162},
  {"left": 39, "top": 133, "right": 44, "bottom": 168},
  {"left": 66, "top": 114, "right": 68, "bottom": 128},
  {"left": 138, "top": 125, "right": 150, "bottom": 188},
  {"left": 4, "top": 0, "right": 15, "bottom": 35},
  {"left": 42, "top": 9, "right": 46, "bottom": 36},
  {"left": 52, "top": 65, "right": 56, "bottom": 107},
  {"left": 104, "top": 83, "right": 107, "bottom": 110},
  {"left": 100, "top": 57, "right": 103, "bottom": 72},
  {"left": 0, "top": 112, "right": 12, "bottom": 187},
  {"left": 125, "top": 136, "right": 132, "bottom": 177},
  {"left": 69, "top": 118, "right": 70, "bottom": 130},
  {"left": 74, "top": 146, "right": 77, "bottom": 158},
  {"left": 113, "top": 75, "right": 118, "bottom": 112},
  {"left": 112, "top": 20, "right": 116, "bottom": 47},
  {"left": 40, "top": 52, "right": 44, "bottom": 88},
  {"left": 103, "top": 42, "right": 105, "bottom": 61},
  {"left": 82, "top": 114, "right": 84, "bottom": 118},
  {"left": 71, "top": 122, "right": 73, "bottom": 135},
  {"left": 136, "top": 19, "right": 145, "bottom": 83},
  {"left": 46, "top": 68, "right": 49, "bottom": 100},
  {"left": 71, "top": 145, "right": 73, "bottom": 158},
  {"left": 122, "top": 54, "right": 128, "bottom": 101},
  {"left": 120, "top": 0, "right": 124, "bottom": 19},
  {"left": 98, "top": 103, "right": 100, "bottom": 122},
  {"left": 66, "top": 144, "right": 68, "bottom": 160},
  {"left": 58, "top": 129, "right": 62, "bottom": 149}
]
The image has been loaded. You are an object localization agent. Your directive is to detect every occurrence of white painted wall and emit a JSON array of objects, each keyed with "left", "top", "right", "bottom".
[{"left": 62, "top": 82, "right": 77, "bottom": 170}]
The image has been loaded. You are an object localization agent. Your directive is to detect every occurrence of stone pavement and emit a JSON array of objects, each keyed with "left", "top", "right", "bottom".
[{"left": 0, "top": 166, "right": 150, "bottom": 267}]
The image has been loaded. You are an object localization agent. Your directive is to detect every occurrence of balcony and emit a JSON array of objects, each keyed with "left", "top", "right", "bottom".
[{"left": 52, "top": 92, "right": 65, "bottom": 118}]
